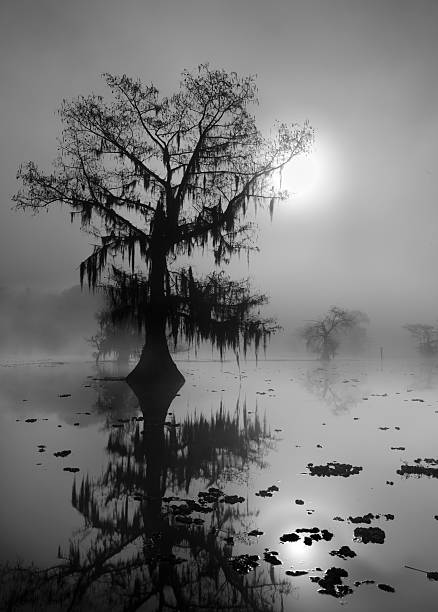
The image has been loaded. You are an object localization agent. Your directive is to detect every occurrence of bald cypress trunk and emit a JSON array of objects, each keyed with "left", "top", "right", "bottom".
[{"left": 126, "top": 244, "right": 185, "bottom": 389}]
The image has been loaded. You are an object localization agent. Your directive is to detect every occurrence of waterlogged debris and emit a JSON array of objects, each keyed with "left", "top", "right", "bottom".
[
  {"left": 378, "top": 583, "right": 395, "bottom": 592},
  {"left": 330, "top": 546, "right": 357, "bottom": 559},
  {"left": 248, "top": 529, "right": 264, "bottom": 537},
  {"left": 307, "top": 462, "right": 363, "bottom": 477},
  {"left": 405, "top": 565, "right": 438, "bottom": 581},
  {"left": 354, "top": 579, "right": 375, "bottom": 586},
  {"left": 379, "top": 427, "right": 390, "bottom": 431},
  {"left": 314, "top": 567, "right": 352, "bottom": 598},
  {"left": 58, "top": 394, "right": 71, "bottom": 398},
  {"left": 354, "top": 527, "right": 385, "bottom": 544},
  {"left": 264, "top": 550, "right": 282, "bottom": 565},
  {"left": 286, "top": 570, "right": 308, "bottom": 576},
  {"left": 391, "top": 447, "right": 406, "bottom": 451},
  {"left": 229, "top": 554, "right": 260, "bottom": 574},
  {"left": 53, "top": 450, "right": 71, "bottom": 458},
  {"left": 25, "top": 418, "right": 37, "bottom": 423},
  {"left": 63, "top": 467, "right": 80, "bottom": 473}
]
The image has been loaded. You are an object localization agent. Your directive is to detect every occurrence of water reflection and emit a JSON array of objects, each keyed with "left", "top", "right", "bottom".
[
  {"left": 304, "top": 365, "right": 361, "bottom": 414},
  {"left": 2, "top": 377, "right": 291, "bottom": 611}
]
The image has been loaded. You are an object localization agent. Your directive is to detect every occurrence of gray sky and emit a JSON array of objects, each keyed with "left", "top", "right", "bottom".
[{"left": 1, "top": 0, "right": 438, "bottom": 336}]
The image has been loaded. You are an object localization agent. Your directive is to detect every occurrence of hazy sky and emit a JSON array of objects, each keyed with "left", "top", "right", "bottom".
[{"left": 1, "top": 0, "right": 438, "bottom": 335}]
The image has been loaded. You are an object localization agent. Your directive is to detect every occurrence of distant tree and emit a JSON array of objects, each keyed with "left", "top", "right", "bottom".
[
  {"left": 14, "top": 64, "right": 313, "bottom": 386},
  {"left": 299, "top": 306, "right": 369, "bottom": 361},
  {"left": 402, "top": 324, "right": 438, "bottom": 356}
]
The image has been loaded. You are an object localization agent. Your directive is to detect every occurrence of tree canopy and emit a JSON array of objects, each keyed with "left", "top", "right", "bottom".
[
  {"left": 300, "top": 306, "right": 369, "bottom": 361},
  {"left": 14, "top": 65, "right": 313, "bottom": 372}
]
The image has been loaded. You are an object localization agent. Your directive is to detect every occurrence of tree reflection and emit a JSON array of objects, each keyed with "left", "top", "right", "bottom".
[
  {"left": 2, "top": 378, "right": 290, "bottom": 611},
  {"left": 305, "top": 365, "right": 361, "bottom": 414}
]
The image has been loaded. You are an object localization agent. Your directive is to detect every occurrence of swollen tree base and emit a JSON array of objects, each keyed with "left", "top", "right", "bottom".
[{"left": 126, "top": 342, "right": 185, "bottom": 395}]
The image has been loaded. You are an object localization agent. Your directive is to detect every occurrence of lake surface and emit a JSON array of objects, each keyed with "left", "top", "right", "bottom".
[{"left": 1, "top": 356, "right": 438, "bottom": 610}]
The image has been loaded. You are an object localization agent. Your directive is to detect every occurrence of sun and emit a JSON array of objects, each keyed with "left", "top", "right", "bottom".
[{"left": 277, "top": 152, "right": 319, "bottom": 199}]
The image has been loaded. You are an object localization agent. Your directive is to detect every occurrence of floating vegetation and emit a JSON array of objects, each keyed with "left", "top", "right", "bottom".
[
  {"left": 255, "top": 484, "right": 279, "bottom": 497},
  {"left": 280, "top": 532, "right": 300, "bottom": 543},
  {"left": 347, "top": 513, "right": 394, "bottom": 524},
  {"left": 223, "top": 494, "right": 245, "bottom": 504},
  {"left": 307, "top": 462, "right": 363, "bottom": 477},
  {"left": 330, "top": 546, "right": 357, "bottom": 559},
  {"left": 280, "top": 527, "right": 333, "bottom": 545},
  {"left": 378, "top": 583, "right": 395, "bottom": 592},
  {"left": 353, "top": 527, "right": 385, "bottom": 544},
  {"left": 53, "top": 450, "right": 71, "bottom": 458},
  {"left": 313, "top": 567, "right": 352, "bottom": 598},
  {"left": 248, "top": 529, "right": 264, "bottom": 537},
  {"left": 229, "top": 554, "right": 260, "bottom": 574},
  {"left": 397, "top": 459, "right": 438, "bottom": 478},
  {"left": 263, "top": 550, "right": 282, "bottom": 565}
]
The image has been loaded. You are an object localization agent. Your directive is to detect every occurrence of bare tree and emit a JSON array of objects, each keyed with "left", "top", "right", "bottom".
[
  {"left": 299, "top": 306, "right": 369, "bottom": 361},
  {"left": 403, "top": 323, "right": 438, "bottom": 356},
  {"left": 14, "top": 65, "right": 313, "bottom": 386}
]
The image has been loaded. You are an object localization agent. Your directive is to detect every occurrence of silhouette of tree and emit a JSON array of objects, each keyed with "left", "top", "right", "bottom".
[
  {"left": 402, "top": 323, "right": 438, "bottom": 356},
  {"left": 15, "top": 65, "right": 313, "bottom": 385},
  {"left": 299, "top": 306, "right": 369, "bottom": 361}
]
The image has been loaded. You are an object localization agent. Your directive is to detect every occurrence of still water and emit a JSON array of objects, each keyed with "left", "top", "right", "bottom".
[{"left": 1, "top": 357, "right": 438, "bottom": 610}]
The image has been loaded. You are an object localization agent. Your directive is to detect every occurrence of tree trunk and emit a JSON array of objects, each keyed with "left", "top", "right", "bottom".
[{"left": 126, "top": 244, "right": 185, "bottom": 390}]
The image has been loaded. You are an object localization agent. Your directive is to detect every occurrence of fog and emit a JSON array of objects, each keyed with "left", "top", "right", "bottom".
[
  {"left": 1, "top": 0, "right": 438, "bottom": 359},
  {"left": 0, "top": 286, "right": 102, "bottom": 359}
]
